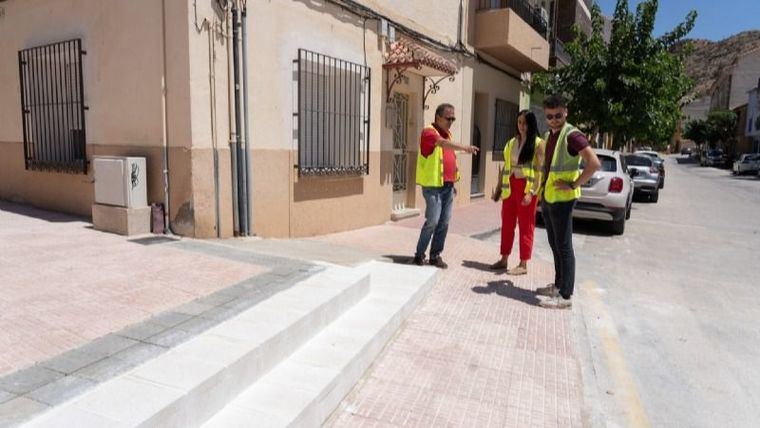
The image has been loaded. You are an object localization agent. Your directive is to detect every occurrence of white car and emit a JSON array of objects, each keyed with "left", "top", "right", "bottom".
[
  {"left": 733, "top": 154, "right": 760, "bottom": 175},
  {"left": 538, "top": 149, "right": 634, "bottom": 235}
]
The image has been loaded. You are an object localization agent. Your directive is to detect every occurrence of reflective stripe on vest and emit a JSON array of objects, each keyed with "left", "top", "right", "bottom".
[
  {"left": 501, "top": 137, "right": 541, "bottom": 200},
  {"left": 543, "top": 123, "right": 582, "bottom": 203},
  {"left": 416, "top": 125, "right": 459, "bottom": 187}
]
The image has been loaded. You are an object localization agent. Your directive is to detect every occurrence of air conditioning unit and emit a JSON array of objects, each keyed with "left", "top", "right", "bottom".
[{"left": 93, "top": 156, "right": 147, "bottom": 208}]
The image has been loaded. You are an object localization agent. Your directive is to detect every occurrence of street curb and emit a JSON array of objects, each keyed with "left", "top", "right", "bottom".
[{"left": 572, "top": 288, "right": 608, "bottom": 428}]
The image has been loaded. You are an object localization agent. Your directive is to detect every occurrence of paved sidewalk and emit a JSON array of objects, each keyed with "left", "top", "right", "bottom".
[
  {"left": 0, "top": 199, "right": 584, "bottom": 427},
  {"left": 319, "top": 209, "right": 584, "bottom": 426},
  {"left": 0, "top": 202, "right": 268, "bottom": 378}
]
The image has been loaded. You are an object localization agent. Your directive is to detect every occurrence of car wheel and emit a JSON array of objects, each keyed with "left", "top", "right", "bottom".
[
  {"left": 659, "top": 178, "right": 664, "bottom": 189},
  {"left": 650, "top": 189, "right": 659, "bottom": 203},
  {"left": 625, "top": 203, "right": 632, "bottom": 220},
  {"left": 611, "top": 217, "right": 625, "bottom": 235}
]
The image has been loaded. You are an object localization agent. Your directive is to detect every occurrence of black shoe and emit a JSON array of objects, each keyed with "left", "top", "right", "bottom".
[
  {"left": 429, "top": 257, "right": 448, "bottom": 269},
  {"left": 412, "top": 256, "right": 425, "bottom": 266}
]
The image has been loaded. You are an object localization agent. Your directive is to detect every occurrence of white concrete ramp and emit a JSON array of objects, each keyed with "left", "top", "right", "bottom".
[{"left": 24, "top": 261, "right": 438, "bottom": 427}]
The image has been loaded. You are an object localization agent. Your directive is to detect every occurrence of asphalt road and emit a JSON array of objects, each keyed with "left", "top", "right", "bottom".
[{"left": 487, "top": 155, "right": 760, "bottom": 427}]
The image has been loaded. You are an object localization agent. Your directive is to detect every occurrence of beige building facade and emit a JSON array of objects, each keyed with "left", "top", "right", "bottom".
[{"left": 0, "top": 0, "right": 548, "bottom": 239}]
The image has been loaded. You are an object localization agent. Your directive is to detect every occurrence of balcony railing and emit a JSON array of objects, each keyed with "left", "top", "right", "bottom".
[
  {"left": 551, "top": 38, "right": 571, "bottom": 66},
  {"left": 477, "top": 0, "right": 548, "bottom": 40}
]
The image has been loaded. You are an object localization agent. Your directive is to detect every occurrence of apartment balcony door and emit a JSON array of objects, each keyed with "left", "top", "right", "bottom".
[{"left": 392, "top": 93, "right": 411, "bottom": 211}]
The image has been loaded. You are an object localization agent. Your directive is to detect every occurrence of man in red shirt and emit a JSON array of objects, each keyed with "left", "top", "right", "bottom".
[{"left": 413, "top": 103, "right": 478, "bottom": 268}]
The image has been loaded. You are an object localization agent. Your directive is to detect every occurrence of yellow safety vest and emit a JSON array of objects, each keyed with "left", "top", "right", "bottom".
[
  {"left": 416, "top": 125, "right": 459, "bottom": 187},
  {"left": 543, "top": 123, "right": 583, "bottom": 203},
  {"left": 501, "top": 136, "right": 543, "bottom": 200}
]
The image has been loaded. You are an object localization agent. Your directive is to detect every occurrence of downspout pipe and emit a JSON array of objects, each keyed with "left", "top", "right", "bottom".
[
  {"left": 242, "top": 3, "right": 253, "bottom": 235},
  {"left": 232, "top": 2, "right": 248, "bottom": 236},
  {"left": 228, "top": 4, "right": 240, "bottom": 235},
  {"left": 160, "top": 0, "right": 176, "bottom": 235}
]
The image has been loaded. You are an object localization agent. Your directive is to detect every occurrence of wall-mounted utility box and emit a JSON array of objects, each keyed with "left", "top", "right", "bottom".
[{"left": 93, "top": 156, "right": 147, "bottom": 208}]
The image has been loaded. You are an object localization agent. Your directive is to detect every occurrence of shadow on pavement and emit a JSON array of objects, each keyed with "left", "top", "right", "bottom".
[
  {"left": 381, "top": 254, "right": 416, "bottom": 265},
  {"left": 461, "top": 260, "right": 498, "bottom": 272},
  {"left": 536, "top": 219, "right": 615, "bottom": 237},
  {"left": 472, "top": 280, "right": 540, "bottom": 306},
  {"left": 727, "top": 174, "right": 760, "bottom": 181},
  {"left": 676, "top": 156, "right": 698, "bottom": 165},
  {"left": 0, "top": 200, "right": 87, "bottom": 223}
]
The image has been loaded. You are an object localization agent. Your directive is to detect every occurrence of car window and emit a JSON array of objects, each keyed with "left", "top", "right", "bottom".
[
  {"left": 625, "top": 155, "right": 652, "bottom": 166},
  {"left": 580, "top": 155, "right": 617, "bottom": 172}
]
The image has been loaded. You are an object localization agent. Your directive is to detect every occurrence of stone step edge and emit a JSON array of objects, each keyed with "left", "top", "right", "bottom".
[
  {"left": 24, "top": 266, "right": 372, "bottom": 428},
  {"left": 202, "top": 261, "right": 439, "bottom": 428}
]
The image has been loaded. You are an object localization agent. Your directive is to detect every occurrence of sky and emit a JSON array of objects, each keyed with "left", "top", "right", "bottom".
[{"left": 596, "top": 0, "right": 760, "bottom": 41}]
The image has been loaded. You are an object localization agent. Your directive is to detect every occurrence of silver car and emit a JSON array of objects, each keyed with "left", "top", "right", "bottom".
[
  {"left": 538, "top": 149, "right": 634, "bottom": 235},
  {"left": 625, "top": 154, "right": 661, "bottom": 202}
]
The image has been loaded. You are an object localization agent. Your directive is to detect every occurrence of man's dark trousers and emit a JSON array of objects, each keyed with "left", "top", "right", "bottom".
[{"left": 541, "top": 199, "right": 576, "bottom": 299}]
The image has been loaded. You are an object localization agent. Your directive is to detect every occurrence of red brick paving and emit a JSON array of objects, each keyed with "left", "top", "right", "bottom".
[
  {"left": 0, "top": 203, "right": 265, "bottom": 377},
  {"left": 394, "top": 199, "right": 503, "bottom": 237},
  {"left": 318, "top": 215, "right": 583, "bottom": 427}
]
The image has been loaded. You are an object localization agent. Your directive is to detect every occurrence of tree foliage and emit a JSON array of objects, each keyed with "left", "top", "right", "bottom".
[
  {"left": 682, "top": 110, "right": 738, "bottom": 150},
  {"left": 533, "top": 0, "right": 697, "bottom": 149}
]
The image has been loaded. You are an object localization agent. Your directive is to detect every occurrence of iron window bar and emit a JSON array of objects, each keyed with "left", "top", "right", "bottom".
[
  {"left": 18, "top": 38, "right": 88, "bottom": 174},
  {"left": 294, "top": 49, "right": 371, "bottom": 176},
  {"left": 493, "top": 98, "right": 519, "bottom": 155}
]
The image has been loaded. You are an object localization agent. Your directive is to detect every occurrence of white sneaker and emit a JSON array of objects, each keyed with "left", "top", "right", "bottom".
[
  {"left": 536, "top": 284, "right": 559, "bottom": 297},
  {"left": 538, "top": 295, "right": 572, "bottom": 309}
]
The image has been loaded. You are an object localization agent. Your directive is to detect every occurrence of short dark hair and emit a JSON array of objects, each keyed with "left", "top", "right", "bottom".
[
  {"left": 435, "top": 103, "right": 455, "bottom": 117},
  {"left": 543, "top": 94, "right": 568, "bottom": 109}
]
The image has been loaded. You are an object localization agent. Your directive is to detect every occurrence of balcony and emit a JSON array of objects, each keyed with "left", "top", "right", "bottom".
[
  {"left": 550, "top": 38, "right": 571, "bottom": 67},
  {"left": 474, "top": 0, "right": 550, "bottom": 72}
]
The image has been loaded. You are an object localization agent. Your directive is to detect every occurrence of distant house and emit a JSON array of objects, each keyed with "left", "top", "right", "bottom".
[
  {"left": 709, "top": 48, "right": 760, "bottom": 111},
  {"left": 747, "top": 86, "right": 760, "bottom": 152},
  {"left": 683, "top": 96, "right": 712, "bottom": 122}
]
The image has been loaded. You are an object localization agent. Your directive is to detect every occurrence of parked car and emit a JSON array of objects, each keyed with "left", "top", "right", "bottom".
[
  {"left": 680, "top": 147, "right": 693, "bottom": 156},
  {"left": 732, "top": 153, "right": 760, "bottom": 175},
  {"left": 538, "top": 149, "right": 634, "bottom": 235},
  {"left": 625, "top": 154, "right": 661, "bottom": 202},
  {"left": 700, "top": 149, "right": 725, "bottom": 167},
  {"left": 635, "top": 150, "right": 665, "bottom": 189}
]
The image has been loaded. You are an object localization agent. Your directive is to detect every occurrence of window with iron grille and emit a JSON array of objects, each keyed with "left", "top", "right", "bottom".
[
  {"left": 493, "top": 98, "right": 519, "bottom": 155},
  {"left": 18, "top": 39, "right": 88, "bottom": 174},
  {"left": 295, "top": 49, "right": 371, "bottom": 175}
]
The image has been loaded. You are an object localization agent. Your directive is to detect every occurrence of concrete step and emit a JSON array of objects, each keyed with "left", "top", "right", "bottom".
[
  {"left": 202, "top": 261, "right": 438, "bottom": 427},
  {"left": 24, "top": 265, "right": 372, "bottom": 427}
]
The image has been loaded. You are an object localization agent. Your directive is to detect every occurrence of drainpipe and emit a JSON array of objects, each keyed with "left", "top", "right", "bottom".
[
  {"left": 207, "top": 19, "right": 221, "bottom": 238},
  {"left": 456, "top": 0, "right": 463, "bottom": 49},
  {"left": 232, "top": 1, "right": 248, "bottom": 236},
  {"left": 242, "top": 3, "right": 253, "bottom": 235},
  {"left": 160, "top": 0, "right": 176, "bottom": 235},
  {"left": 227, "top": 2, "right": 240, "bottom": 235}
]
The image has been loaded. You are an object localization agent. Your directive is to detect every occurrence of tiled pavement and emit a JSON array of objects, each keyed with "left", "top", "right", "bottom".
[
  {"left": 0, "top": 202, "right": 322, "bottom": 425},
  {"left": 0, "top": 199, "right": 584, "bottom": 427},
  {"left": 318, "top": 214, "right": 584, "bottom": 426}
]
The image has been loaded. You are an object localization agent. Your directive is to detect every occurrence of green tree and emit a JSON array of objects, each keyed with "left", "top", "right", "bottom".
[
  {"left": 706, "top": 110, "right": 738, "bottom": 152},
  {"left": 682, "top": 118, "right": 710, "bottom": 147},
  {"left": 534, "top": 0, "right": 697, "bottom": 149},
  {"left": 682, "top": 110, "right": 737, "bottom": 152}
]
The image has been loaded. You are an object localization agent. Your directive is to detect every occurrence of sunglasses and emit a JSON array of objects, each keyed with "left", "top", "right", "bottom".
[
  {"left": 545, "top": 112, "right": 564, "bottom": 120},
  {"left": 444, "top": 117, "right": 456, "bottom": 122}
]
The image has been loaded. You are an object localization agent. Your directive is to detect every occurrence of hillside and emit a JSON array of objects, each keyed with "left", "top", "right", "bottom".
[{"left": 677, "top": 30, "right": 760, "bottom": 99}]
